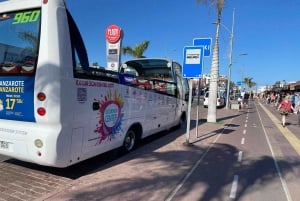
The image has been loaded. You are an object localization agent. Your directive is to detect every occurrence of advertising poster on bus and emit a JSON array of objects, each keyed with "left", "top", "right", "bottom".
[{"left": 0, "top": 77, "right": 35, "bottom": 122}]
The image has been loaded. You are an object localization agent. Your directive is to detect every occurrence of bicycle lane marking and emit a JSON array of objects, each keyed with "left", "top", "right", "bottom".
[
  {"left": 165, "top": 112, "right": 238, "bottom": 201},
  {"left": 256, "top": 102, "right": 293, "bottom": 201},
  {"left": 259, "top": 102, "right": 300, "bottom": 155}
]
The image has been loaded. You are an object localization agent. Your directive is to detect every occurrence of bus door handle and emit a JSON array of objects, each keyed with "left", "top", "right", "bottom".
[{"left": 92, "top": 102, "right": 100, "bottom": 111}]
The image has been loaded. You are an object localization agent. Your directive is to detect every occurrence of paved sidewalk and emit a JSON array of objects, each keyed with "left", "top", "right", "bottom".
[{"left": 39, "top": 106, "right": 239, "bottom": 201}]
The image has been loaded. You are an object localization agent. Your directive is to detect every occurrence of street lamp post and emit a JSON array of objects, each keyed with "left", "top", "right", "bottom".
[{"left": 225, "top": 9, "right": 235, "bottom": 109}]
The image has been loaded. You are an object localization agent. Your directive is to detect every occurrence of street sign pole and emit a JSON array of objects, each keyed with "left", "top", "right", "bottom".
[
  {"left": 193, "top": 38, "right": 212, "bottom": 138},
  {"left": 182, "top": 46, "right": 204, "bottom": 145},
  {"left": 195, "top": 64, "right": 204, "bottom": 138},
  {"left": 185, "top": 79, "right": 193, "bottom": 145}
]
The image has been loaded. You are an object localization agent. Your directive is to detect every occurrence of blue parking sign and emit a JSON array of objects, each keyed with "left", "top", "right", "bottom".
[
  {"left": 193, "top": 38, "right": 212, "bottom": 57},
  {"left": 182, "top": 46, "right": 204, "bottom": 78}
]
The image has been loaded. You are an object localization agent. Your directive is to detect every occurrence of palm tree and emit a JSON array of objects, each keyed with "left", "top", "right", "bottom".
[
  {"left": 18, "top": 31, "right": 38, "bottom": 58},
  {"left": 121, "top": 40, "right": 150, "bottom": 58},
  {"left": 197, "top": 0, "right": 225, "bottom": 122},
  {"left": 243, "top": 77, "right": 256, "bottom": 97}
]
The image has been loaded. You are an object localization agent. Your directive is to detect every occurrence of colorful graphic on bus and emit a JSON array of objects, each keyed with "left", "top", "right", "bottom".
[{"left": 94, "top": 90, "right": 124, "bottom": 145}]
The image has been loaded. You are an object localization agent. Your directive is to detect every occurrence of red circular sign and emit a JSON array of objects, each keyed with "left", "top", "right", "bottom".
[{"left": 105, "top": 24, "right": 122, "bottom": 43}]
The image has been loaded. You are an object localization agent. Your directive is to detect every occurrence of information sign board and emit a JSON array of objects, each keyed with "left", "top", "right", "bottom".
[
  {"left": 193, "top": 38, "right": 212, "bottom": 57},
  {"left": 105, "top": 24, "right": 122, "bottom": 44},
  {"left": 105, "top": 24, "right": 122, "bottom": 71},
  {"left": 182, "top": 46, "right": 203, "bottom": 78}
]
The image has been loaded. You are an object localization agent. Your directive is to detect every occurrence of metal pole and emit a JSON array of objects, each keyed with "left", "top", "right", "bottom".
[
  {"left": 196, "top": 78, "right": 201, "bottom": 138},
  {"left": 185, "top": 79, "right": 193, "bottom": 145},
  {"left": 226, "top": 9, "right": 235, "bottom": 109}
]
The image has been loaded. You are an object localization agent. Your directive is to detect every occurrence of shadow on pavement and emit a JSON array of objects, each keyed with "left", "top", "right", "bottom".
[
  {"left": 4, "top": 125, "right": 187, "bottom": 179},
  {"left": 61, "top": 143, "right": 300, "bottom": 201}
]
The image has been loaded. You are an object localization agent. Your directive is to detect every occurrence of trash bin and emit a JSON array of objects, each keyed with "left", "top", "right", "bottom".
[{"left": 230, "top": 101, "right": 240, "bottom": 110}]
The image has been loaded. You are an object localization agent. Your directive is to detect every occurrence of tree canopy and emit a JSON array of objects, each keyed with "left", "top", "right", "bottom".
[
  {"left": 243, "top": 77, "right": 256, "bottom": 90},
  {"left": 121, "top": 40, "right": 150, "bottom": 58}
]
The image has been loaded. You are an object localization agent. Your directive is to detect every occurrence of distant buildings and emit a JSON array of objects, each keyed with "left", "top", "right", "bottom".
[
  {"left": 191, "top": 75, "right": 300, "bottom": 96},
  {"left": 262, "top": 80, "right": 300, "bottom": 94},
  {"left": 191, "top": 74, "right": 239, "bottom": 95}
]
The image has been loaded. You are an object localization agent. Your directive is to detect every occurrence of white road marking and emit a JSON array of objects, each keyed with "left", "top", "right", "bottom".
[
  {"left": 241, "top": 138, "right": 245, "bottom": 145},
  {"left": 229, "top": 175, "right": 239, "bottom": 199},
  {"left": 243, "top": 130, "right": 246, "bottom": 135},
  {"left": 165, "top": 113, "right": 237, "bottom": 201},
  {"left": 238, "top": 151, "right": 243, "bottom": 162}
]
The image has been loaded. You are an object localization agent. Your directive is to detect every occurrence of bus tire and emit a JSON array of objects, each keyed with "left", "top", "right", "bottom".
[
  {"left": 176, "top": 113, "right": 187, "bottom": 129},
  {"left": 122, "top": 129, "right": 136, "bottom": 152}
]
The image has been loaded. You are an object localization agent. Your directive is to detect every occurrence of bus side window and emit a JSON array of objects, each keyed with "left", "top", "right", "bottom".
[
  {"left": 66, "top": 10, "right": 89, "bottom": 75},
  {"left": 166, "top": 82, "right": 176, "bottom": 96},
  {"left": 152, "top": 79, "right": 176, "bottom": 96},
  {"left": 173, "top": 62, "right": 188, "bottom": 100},
  {"left": 136, "top": 78, "right": 151, "bottom": 89}
]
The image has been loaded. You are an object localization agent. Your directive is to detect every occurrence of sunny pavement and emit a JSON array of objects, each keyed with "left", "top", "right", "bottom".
[{"left": 38, "top": 102, "right": 240, "bottom": 201}]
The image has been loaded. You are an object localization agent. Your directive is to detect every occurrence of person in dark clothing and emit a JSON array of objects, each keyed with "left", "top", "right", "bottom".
[{"left": 243, "top": 92, "right": 250, "bottom": 108}]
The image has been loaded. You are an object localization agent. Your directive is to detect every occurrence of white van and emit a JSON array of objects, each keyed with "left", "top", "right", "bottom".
[{"left": 203, "top": 91, "right": 226, "bottom": 108}]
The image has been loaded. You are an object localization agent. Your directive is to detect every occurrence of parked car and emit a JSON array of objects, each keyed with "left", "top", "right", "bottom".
[
  {"left": 230, "top": 93, "right": 241, "bottom": 101},
  {"left": 203, "top": 91, "right": 226, "bottom": 108}
]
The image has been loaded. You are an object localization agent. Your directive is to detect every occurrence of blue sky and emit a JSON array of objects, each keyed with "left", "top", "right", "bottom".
[
  {"left": 65, "top": 0, "right": 300, "bottom": 87},
  {"left": 1, "top": 0, "right": 299, "bottom": 87}
]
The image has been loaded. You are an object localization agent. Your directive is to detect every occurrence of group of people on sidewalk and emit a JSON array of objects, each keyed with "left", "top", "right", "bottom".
[{"left": 277, "top": 93, "right": 300, "bottom": 127}]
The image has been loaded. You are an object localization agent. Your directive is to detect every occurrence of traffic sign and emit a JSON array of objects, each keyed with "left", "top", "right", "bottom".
[
  {"left": 193, "top": 38, "right": 212, "bottom": 57},
  {"left": 182, "top": 46, "right": 204, "bottom": 78},
  {"left": 236, "top": 81, "right": 242, "bottom": 86},
  {"left": 105, "top": 24, "right": 122, "bottom": 44}
]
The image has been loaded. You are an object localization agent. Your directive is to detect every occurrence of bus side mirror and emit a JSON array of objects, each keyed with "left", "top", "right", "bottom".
[{"left": 92, "top": 102, "right": 100, "bottom": 111}]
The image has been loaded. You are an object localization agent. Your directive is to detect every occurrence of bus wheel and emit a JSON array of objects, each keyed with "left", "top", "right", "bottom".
[
  {"left": 177, "top": 113, "right": 187, "bottom": 129},
  {"left": 123, "top": 129, "right": 136, "bottom": 152}
]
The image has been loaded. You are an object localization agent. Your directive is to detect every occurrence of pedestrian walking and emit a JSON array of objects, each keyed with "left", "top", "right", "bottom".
[
  {"left": 243, "top": 92, "right": 250, "bottom": 108},
  {"left": 266, "top": 94, "right": 271, "bottom": 104},
  {"left": 295, "top": 97, "right": 300, "bottom": 126},
  {"left": 277, "top": 94, "right": 295, "bottom": 127},
  {"left": 238, "top": 96, "right": 243, "bottom": 109}
]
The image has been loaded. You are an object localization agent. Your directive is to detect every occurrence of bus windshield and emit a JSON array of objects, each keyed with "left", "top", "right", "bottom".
[
  {"left": 122, "top": 59, "right": 174, "bottom": 81},
  {"left": 0, "top": 9, "right": 41, "bottom": 75}
]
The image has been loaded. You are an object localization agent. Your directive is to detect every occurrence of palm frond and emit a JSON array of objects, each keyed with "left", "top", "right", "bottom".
[
  {"left": 121, "top": 40, "right": 150, "bottom": 58},
  {"left": 196, "top": 0, "right": 225, "bottom": 16},
  {"left": 18, "top": 31, "right": 38, "bottom": 47}
]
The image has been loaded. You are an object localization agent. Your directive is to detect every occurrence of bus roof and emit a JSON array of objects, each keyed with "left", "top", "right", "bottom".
[{"left": 0, "top": 0, "right": 42, "bottom": 12}]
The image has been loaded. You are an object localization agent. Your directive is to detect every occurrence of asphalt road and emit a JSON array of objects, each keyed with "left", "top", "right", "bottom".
[{"left": 167, "top": 100, "right": 300, "bottom": 201}]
